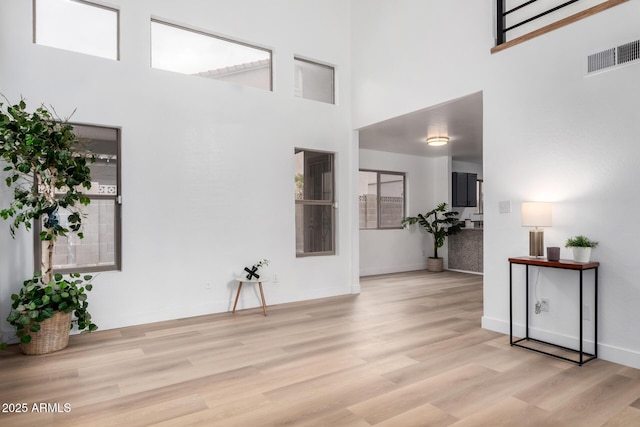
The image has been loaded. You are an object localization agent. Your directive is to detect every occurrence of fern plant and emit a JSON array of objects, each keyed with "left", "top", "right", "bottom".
[{"left": 565, "top": 235, "right": 599, "bottom": 248}]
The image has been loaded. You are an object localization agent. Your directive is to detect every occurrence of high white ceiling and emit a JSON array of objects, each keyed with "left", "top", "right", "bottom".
[{"left": 358, "top": 91, "right": 483, "bottom": 164}]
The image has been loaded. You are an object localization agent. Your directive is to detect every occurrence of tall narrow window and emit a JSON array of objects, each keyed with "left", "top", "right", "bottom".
[
  {"left": 35, "top": 124, "right": 121, "bottom": 273},
  {"left": 295, "top": 149, "right": 335, "bottom": 256},
  {"left": 151, "top": 20, "right": 272, "bottom": 91},
  {"left": 34, "top": 0, "right": 119, "bottom": 60},
  {"left": 294, "top": 57, "right": 335, "bottom": 104},
  {"left": 359, "top": 170, "right": 405, "bottom": 229}
]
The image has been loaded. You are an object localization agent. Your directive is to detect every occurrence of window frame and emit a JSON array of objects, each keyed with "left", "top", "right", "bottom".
[
  {"left": 294, "top": 56, "right": 335, "bottom": 104},
  {"left": 359, "top": 169, "right": 406, "bottom": 230},
  {"left": 34, "top": 123, "right": 122, "bottom": 274},
  {"left": 32, "top": 0, "right": 120, "bottom": 61},
  {"left": 295, "top": 148, "right": 336, "bottom": 257},
  {"left": 150, "top": 18, "right": 273, "bottom": 91}
]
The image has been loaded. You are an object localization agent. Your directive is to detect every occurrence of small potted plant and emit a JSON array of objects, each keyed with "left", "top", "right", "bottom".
[
  {"left": 565, "top": 235, "right": 598, "bottom": 263},
  {"left": 402, "top": 202, "right": 462, "bottom": 272},
  {"left": 0, "top": 98, "right": 98, "bottom": 354}
]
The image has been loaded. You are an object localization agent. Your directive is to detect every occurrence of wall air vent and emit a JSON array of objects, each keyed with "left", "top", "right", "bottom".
[
  {"left": 587, "top": 39, "right": 640, "bottom": 74},
  {"left": 617, "top": 40, "right": 640, "bottom": 65}
]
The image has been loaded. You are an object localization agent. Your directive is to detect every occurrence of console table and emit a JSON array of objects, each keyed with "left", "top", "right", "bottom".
[{"left": 508, "top": 257, "right": 599, "bottom": 365}]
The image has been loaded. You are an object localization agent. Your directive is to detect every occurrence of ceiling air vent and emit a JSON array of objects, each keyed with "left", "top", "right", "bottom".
[{"left": 587, "top": 39, "right": 640, "bottom": 74}]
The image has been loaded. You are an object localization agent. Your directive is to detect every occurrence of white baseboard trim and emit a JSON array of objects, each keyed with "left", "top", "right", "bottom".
[
  {"left": 448, "top": 268, "right": 483, "bottom": 276},
  {"left": 482, "top": 316, "right": 640, "bottom": 369}
]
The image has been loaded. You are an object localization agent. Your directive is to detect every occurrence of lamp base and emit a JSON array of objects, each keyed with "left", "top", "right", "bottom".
[{"left": 529, "top": 230, "right": 544, "bottom": 257}]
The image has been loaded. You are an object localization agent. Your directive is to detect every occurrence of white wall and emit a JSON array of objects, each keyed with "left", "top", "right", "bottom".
[
  {"left": 483, "top": 1, "right": 640, "bottom": 368},
  {"left": 0, "top": 0, "right": 355, "bottom": 337},
  {"left": 351, "top": 0, "right": 640, "bottom": 368},
  {"left": 350, "top": 0, "right": 491, "bottom": 129},
  {"left": 4, "top": 0, "right": 640, "bottom": 369},
  {"left": 359, "top": 149, "right": 449, "bottom": 276},
  {"left": 351, "top": 0, "right": 490, "bottom": 277}
]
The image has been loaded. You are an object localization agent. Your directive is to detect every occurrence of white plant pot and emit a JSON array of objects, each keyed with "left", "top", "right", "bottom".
[{"left": 572, "top": 247, "right": 592, "bottom": 263}]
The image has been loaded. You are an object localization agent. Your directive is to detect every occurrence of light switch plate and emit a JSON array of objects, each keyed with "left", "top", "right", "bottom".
[{"left": 499, "top": 200, "right": 511, "bottom": 214}]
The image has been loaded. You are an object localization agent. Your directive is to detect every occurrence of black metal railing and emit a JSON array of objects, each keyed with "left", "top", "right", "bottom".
[{"left": 496, "top": 0, "right": 581, "bottom": 45}]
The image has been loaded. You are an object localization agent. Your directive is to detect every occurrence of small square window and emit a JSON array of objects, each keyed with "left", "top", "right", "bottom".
[{"left": 294, "top": 57, "right": 335, "bottom": 104}]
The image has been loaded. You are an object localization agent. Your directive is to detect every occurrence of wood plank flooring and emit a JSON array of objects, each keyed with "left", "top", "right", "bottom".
[{"left": 1, "top": 270, "right": 640, "bottom": 426}]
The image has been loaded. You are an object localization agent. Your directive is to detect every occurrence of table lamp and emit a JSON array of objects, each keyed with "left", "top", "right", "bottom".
[{"left": 521, "top": 202, "right": 552, "bottom": 257}]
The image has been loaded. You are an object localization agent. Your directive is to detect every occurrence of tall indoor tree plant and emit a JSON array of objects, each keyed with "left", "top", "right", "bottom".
[
  {"left": 402, "top": 202, "right": 462, "bottom": 272},
  {"left": 0, "top": 99, "right": 97, "bottom": 354}
]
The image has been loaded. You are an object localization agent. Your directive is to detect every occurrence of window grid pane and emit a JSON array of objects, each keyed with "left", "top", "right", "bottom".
[
  {"left": 379, "top": 173, "right": 404, "bottom": 228},
  {"left": 52, "top": 199, "right": 116, "bottom": 270},
  {"left": 359, "top": 171, "right": 378, "bottom": 229}
]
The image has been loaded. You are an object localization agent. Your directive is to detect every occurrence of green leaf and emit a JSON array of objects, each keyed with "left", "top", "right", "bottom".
[
  {"left": 7, "top": 312, "right": 19, "bottom": 323},
  {"left": 30, "top": 324, "right": 41, "bottom": 333},
  {"left": 20, "top": 335, "right": 32, "bottom": 344}
]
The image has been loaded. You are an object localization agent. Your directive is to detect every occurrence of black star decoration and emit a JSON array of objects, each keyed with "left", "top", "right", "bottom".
[{"left": 244, "top": 266, "right": 260, "bottom": 280}]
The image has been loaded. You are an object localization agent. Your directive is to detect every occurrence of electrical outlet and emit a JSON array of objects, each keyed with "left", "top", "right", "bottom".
[
  {"left": 204, "top": 282, "right": 212, "bottom": 290},
  {"left": 540, "top": 298, "right": 550, "bottom": 312},
  {"left": 273, "top": 274, "right": 279, "bottom": 283},
  {"left": 583, "top": 304, "right": 591, "bottom": 321}
]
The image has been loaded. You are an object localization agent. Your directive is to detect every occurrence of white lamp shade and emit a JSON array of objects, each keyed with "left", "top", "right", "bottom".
[{"left": 521, "top": 202, "right": 552, "bottom": 227}]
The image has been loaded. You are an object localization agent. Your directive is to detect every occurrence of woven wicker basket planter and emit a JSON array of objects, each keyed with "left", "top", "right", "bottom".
[
  {"left": 20, "top": 311, "right": 72, "bottom": 355},
  {"left": 427, "top": 257, "right": 444, "bottom": 272}
]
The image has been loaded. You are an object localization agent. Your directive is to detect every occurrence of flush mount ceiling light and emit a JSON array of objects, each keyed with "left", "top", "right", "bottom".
[{"left": 426, "top": 136, "right": 449, "bottom": 146}]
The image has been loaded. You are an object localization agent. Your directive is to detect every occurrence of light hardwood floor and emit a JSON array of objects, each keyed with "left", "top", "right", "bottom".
[{"left": 1, "top": 270, "right": 640, "bottom": 426}]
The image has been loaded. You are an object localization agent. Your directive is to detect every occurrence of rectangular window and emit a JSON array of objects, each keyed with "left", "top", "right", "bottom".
[
  {"left": 35, "top": 124, "right": 121, "bottom": 273},
  {"left": 33, "top": 0, "right": 119, "bottom": 60},
  {"left": 295, "top": 149, "right": 335, "bottom": 256},
  {"left": 151, "top": 20, "right": 272, "bottom": 91},
  {"left": 359, "top": 170, "right": 405, "bottom": 229},
  {"left": 294, "top": 57, "right": 335, "bottom": 104}
]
